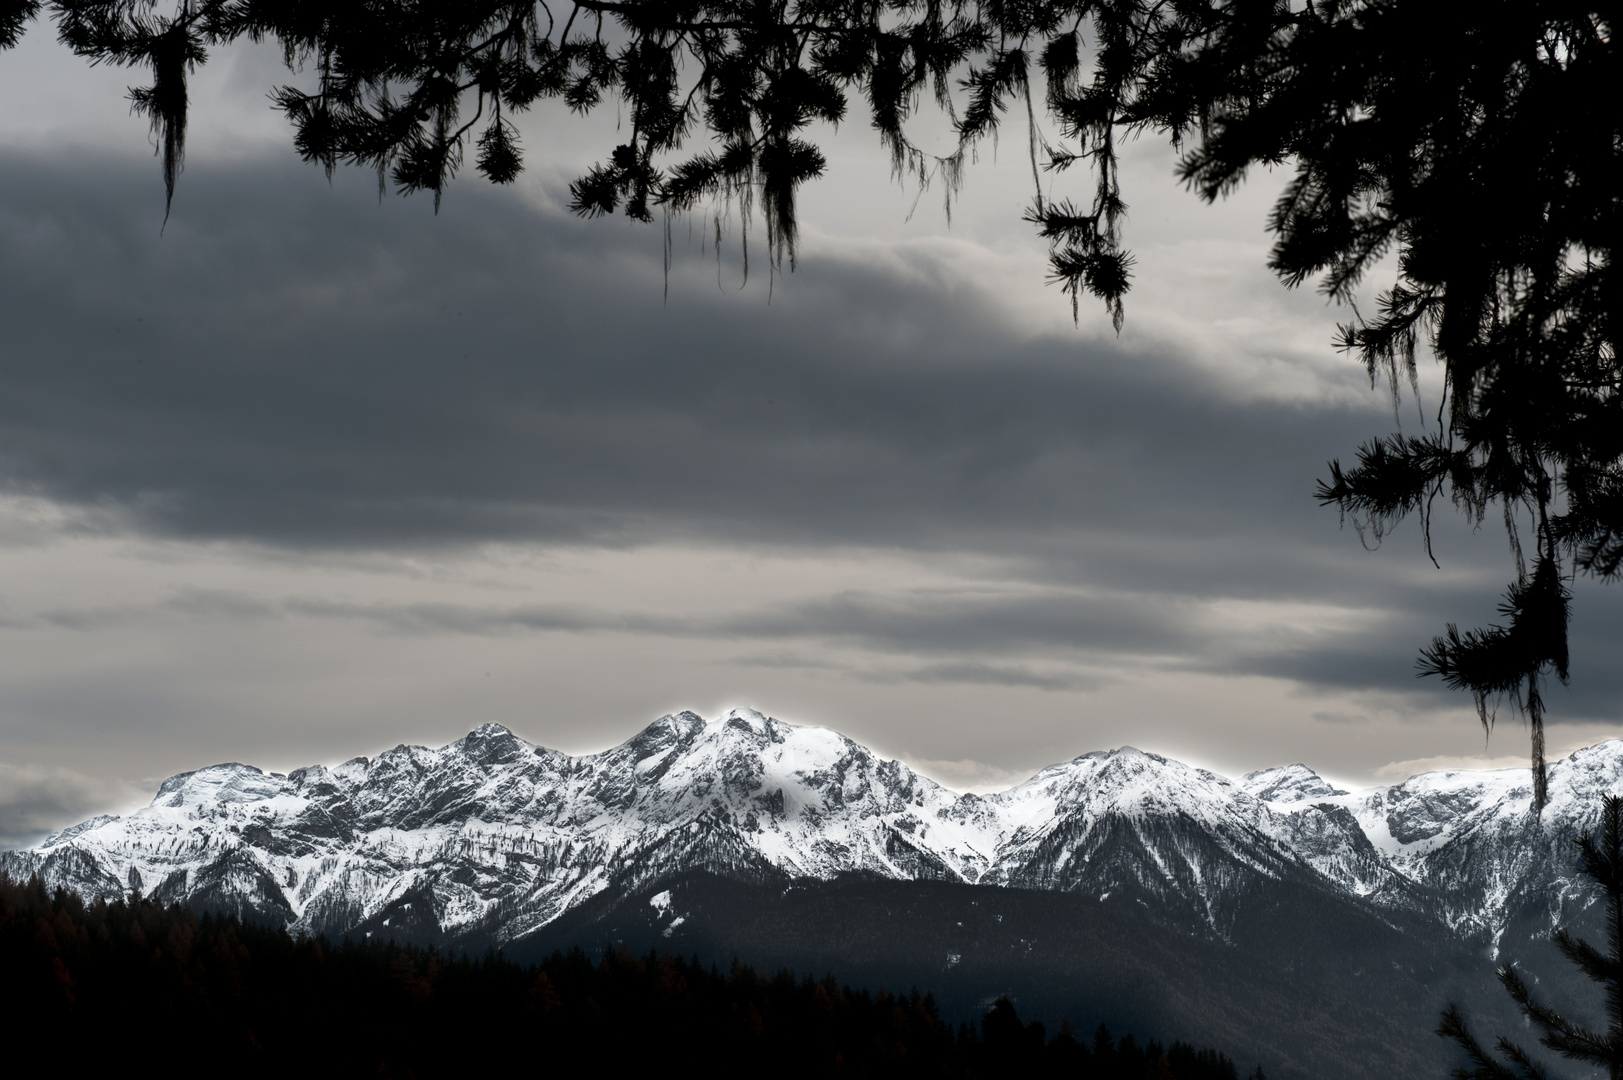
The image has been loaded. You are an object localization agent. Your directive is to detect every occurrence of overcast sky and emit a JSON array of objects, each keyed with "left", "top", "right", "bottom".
[{"left": 1, "top": 27, "right": 1619, "bottom": 847}]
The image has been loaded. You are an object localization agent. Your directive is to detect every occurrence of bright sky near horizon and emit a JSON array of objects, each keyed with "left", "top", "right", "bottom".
[{"left": 1, "top": 27, "right": 1619, "bottom": 847}]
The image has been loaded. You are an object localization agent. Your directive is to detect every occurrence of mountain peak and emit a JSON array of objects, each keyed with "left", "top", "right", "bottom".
[
  {"left": 16, "top": 711, "right": 1623, "bottom": 956},
  {"left": 153, "top": 762, "right": 281, "bottom": 808},
  {"left": 456, "top": 723, "right": 530, "bottom": 766},
  {"left": 1241, "top": 764, "right": 1347, "bottom": 804},
  {"left": 718, "top": 707, "right": 770, "bottom": 730}
]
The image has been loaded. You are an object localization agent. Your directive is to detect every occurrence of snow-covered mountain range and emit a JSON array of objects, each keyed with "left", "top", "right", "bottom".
[{"left": 5, "top": 708, "right": 1615, "bottom": 953}]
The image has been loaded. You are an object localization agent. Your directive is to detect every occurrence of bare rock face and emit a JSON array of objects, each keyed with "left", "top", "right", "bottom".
[{"left": 5, "top": 707, "right": 1620, "bottom": 955}]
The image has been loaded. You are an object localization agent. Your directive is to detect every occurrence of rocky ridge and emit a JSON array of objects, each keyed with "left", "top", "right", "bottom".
[{"left": 5, "top": 708, "right": 1618, "bottom": 951}]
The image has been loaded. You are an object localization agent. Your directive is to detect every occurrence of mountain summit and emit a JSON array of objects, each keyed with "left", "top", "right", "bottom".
[{"left": 5, "top": 708, "right": 1619, "bottom": 952}]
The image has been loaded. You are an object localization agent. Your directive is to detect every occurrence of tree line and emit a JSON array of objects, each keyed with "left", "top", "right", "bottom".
[{"left": 0, "top": 872, "right": 1257, "bottom": 1079}]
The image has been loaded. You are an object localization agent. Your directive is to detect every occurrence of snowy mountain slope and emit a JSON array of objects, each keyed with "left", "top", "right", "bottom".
[
  {"left": 3, "top": 711, "right": 996, "bottom": 942},
  {"left": 6, "top": 707, "right": 1622, "bottom": 951},
  {"left": 1241, "top": 746, "right": 1623, "bottom": 946},
  {"left": 982, "top": 749, "right": 1320, "bottom": 936}
]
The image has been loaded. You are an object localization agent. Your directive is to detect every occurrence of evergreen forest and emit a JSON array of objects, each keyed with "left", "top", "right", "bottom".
[{"left": 0, "top": 873, "right": 1254, "bottom": 1079}]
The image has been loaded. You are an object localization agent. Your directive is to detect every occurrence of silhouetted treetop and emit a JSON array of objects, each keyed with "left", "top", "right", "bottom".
[{"left": 1, "top": 0, "right": 1616, "bottom": 808}]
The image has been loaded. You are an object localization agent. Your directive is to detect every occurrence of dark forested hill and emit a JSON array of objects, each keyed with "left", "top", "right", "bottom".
[
  {"left": 514, "top": 871, "right": 1509, "bottom": 1080},
  {"left": 2, "top": 874, "right": 1251, "bottom": 1079}
]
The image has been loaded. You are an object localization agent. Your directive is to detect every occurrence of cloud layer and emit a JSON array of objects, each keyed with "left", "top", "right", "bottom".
[{"left": 0, "top": 131, "right": 1618, "bottom": 838}]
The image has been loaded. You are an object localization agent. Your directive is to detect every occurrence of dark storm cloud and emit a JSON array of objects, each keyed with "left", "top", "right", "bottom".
[
  {"left": 0, "top": 150, "right": 1368, "bottom": 556},
  {"left": 3, "top": 149, "right": 1622, "bottom": 720}
]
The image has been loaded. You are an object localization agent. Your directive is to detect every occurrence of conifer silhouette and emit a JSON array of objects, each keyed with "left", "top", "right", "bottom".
[{"left": 1440, "top": 794, "right": 1623, "bottom": 1078}]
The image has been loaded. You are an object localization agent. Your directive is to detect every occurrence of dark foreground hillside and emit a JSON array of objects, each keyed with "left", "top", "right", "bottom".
[
  {"left": 1, "top": 875, "right": 1252, "bottom": 1079},
  {"left": 511, "top": 871, "right": 1514, "bottom": 1080}
]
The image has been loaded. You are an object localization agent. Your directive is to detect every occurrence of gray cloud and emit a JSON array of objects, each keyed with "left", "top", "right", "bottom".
[
  {"left": 0, "top": 153, "right": 1476, "bottom": 600},
  {"left": 23, "top": 569, "right": 1614, "bottom": 721},
  {"left": 0, "top": 762, "right": 140, "bottom": 849},
  {"left": 0, "top": 144, "right": 1619, "bottom": 804},
  {"left": 0, "top": 152, "right": 1378, "bottom": 559},
  {"left": 878, "top": 662, "right": 1102, "bottom": 693},
  {"left": 25, "top": 585, "right": 1202, "bottom": 658}
]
